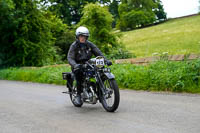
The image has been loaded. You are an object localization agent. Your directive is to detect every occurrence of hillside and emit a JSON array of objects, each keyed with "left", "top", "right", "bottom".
[{"left": 120, "top": 15, "right": 200, "bottom": 57}]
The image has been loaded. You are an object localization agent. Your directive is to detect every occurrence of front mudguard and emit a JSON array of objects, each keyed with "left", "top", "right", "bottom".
[{"left": 103, "top": 72, "right": 115, "bottom": 80}]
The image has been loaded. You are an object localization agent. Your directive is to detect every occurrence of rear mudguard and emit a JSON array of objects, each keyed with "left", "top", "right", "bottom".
[
  {"left": 62, "top": 72, "right": 74, "bottom": 80},
  {"left": 104, "top": 72, "right": 115, "bottom": 80},
  {"left": 62, "top": 72, "right": 74, "bottom": 90}
]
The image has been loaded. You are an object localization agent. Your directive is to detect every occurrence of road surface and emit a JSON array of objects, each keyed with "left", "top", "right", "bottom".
[{"left": 0, "top": 80, "right": 200, "bottom": 133}]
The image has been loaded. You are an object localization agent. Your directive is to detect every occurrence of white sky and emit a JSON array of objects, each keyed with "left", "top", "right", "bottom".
[{"left": 161, "top": 0, "right": 199, "bottom": 18}]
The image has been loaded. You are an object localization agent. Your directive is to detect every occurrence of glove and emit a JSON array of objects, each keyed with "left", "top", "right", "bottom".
[{"left": 106, "top": 60, "right": 112, "bottom": 66}]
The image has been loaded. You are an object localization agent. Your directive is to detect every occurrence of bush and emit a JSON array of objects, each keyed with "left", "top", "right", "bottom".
[
  {"left": 105, "top": 44, "right": 135, "bottom": 60},
  {"left": 117, "top": 10, "right": 156, "bottom": 31},
  {"left": 112, "top": 60, "right": 200, "bottom": 93}
]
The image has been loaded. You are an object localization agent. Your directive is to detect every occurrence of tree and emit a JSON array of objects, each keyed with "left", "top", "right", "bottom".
[
  {"left": 39, "top": 0, "right": 122, "bottom": 27},
  {"left": 117, "top": 0, "right": 166, "bottom": 31},
  {"left": 47, "top": 13, "right": 74, "bottom": 61},
  {"left": 40, "top": 0, "right": 110, "bottom": 25},
  {"left": 0, "top": 0, "right": 61, "bottom": 66},
  {"left": 153, "top": 0, "right": 167, "bottom": 21},
  {"left": 79, "top": 3, "right": 117, "bottom": 54},
  {"left": 199, "top": 0, "right": 200, "bottom": 13},
  {"left": 108, "top": 0, "right": 120, "bottom": 27},
  {"left": 0, "top": 0, "right": 16, "bottom": 66}
]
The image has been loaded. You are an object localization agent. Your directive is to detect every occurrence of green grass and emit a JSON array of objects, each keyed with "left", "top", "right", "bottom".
[
  {"left": 0, "top": 65, "right": 71, "bottom": 85},
  {"left": 120, "top": 15, "right": 200, "bottom": 57},
  {"left": 1, "top": 60, "right": 200, "bottom": 93}
]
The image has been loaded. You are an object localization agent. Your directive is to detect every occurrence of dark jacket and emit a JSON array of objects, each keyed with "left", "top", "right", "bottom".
[{"left": 67, "top": 40, "right": 104, "bottom": 68}]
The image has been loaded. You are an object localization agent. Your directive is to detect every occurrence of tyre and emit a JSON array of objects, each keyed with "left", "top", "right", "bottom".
[
  {"left": 68, "top": 81, "right": 83, "bottom": 107},
  {"left": 100, "top": 79, "right": 120, "bottom": 112}
]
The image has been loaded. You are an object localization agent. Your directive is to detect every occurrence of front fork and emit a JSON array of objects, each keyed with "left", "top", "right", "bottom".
[{"left": 96, "top": 72, "right": 107, "bottom": 97}]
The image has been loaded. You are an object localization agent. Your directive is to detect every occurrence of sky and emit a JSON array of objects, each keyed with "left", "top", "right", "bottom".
[{"left": 161, "top": 0, "right": 199, "bottom": 18}]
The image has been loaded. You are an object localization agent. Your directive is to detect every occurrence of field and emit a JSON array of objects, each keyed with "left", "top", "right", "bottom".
[{"left": 120, "top": 15, "right": 200, "bottom": 57}]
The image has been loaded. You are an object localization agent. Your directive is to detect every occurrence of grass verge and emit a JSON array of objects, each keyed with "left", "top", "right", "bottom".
[
  {"left": 1, "top": 60, "right": 200, "bottom": 93},
  {"left": 0, "top": 66, "right": 71, "bottom": 85}
]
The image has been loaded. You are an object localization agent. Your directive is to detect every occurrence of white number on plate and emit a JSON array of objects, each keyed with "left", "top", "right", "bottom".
[{"left": 96, "top": 58, "right": 104, "bottom": 66}]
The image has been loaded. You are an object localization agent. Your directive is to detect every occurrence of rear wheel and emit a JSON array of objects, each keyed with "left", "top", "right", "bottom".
[
  {"left": 100, "top": 79, "right": 120, "bottom": 112},
  {"left": 68, "top": 81, "right": 83, "bottom": 107}
]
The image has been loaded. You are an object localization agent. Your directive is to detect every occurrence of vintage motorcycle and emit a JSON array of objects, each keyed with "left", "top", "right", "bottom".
[{"left": 62, "top": 56, "right": 120, "bottom": 112}]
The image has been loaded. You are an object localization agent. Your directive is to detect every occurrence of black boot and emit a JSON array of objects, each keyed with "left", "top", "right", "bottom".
[
  {"left": 74, "top": 94, "right": 82, "bottom": 105},
  {"left": 74, "top": 81, "right": 83, "bottom": 105}
]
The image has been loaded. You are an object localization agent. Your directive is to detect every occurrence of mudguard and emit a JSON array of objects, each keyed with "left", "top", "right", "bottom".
[
  {"left": 104, "top": 72, "right": 115, "bottom": 79},
  {"left": 62, "top": 72, "right": 74, "bottom": 90}
]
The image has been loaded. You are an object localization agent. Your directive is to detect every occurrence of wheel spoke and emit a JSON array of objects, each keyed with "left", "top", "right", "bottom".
[{"left": 103, "top": 79, "right": 115, "bottom": 108}]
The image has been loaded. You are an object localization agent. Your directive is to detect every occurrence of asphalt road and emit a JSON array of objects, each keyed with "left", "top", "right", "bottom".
[{"left": 0, "top": 80, "right": 200, "bottom": 133}]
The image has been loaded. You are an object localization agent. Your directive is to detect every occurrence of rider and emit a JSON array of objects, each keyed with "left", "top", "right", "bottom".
[{"left": 67, "top": 26, "right": 112, "bottom": 105}]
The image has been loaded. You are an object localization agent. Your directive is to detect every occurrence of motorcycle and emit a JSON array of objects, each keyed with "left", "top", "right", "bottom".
[{"left": 62, "top": 56, "right": 120, "bottom": 112}]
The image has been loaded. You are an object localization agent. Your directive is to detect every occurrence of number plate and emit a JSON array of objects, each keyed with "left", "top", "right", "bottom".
[{"left": 96, "top": 58, "right": 104, "bottom": 67}]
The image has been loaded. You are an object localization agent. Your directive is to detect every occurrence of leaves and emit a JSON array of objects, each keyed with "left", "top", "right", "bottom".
[
  {"left": 112, "top": 60, "right": 200, "bottom": 93},
  {"left": 0, "top": 0, "right": 64, "bottom": 66},
  {"left": 117, "top": 0, "right": 167, "bottom": 31},
  {"left": 79, "top": 3, "right": 117, "bottom": 54}
]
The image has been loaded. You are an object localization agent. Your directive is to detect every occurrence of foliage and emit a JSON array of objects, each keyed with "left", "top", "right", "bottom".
[
  {"left": 199, "top": 0, "right": 200, "bottom": 13},
  {"left": 40, "top": 0, "right": 122, "bottom": 27},
  {"left": 79, "top": 3, "right": 117, "bottom": 54},
  {"left": 112, "top": 59, "right": 200, "bottom": 93},
  {"left": 153, "top": 0, "right": 167, "bottom": 21},
  {"left": 47, "top": 12, "right": 75, "bottom": 61},
  {"left": 0, "top": 0, "right": 16, "bottom": 66},
  {"left": 105, "top": 44, "right": 135, "bottom": 60},
  {"left": 117, "top": 0, "right": 167, "bottom": 31},
  {"left": 117, "top": 9, "right": 156, "bottom": 31},
  {"left": 0, "top": 0, "right": 62, "bottom": 67},
  {"left": 1, "top": 59, "right": 200, "bottom": 93},
  {"left": 41, "top": 0, "right": 111, "bottom": 25},
  {"left": 120, "top": 15, "right": 200, "bottom": 57},
  {"left": 0, "top": 0, "right": 75, "bottom": 67},
  {"left": 108, "top": 0, "right": 120, "bottom": 27}
]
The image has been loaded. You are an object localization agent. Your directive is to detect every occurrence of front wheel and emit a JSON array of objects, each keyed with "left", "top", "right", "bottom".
[{"left": 100, "top": 79, "right": 120, "bottom": 112}]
